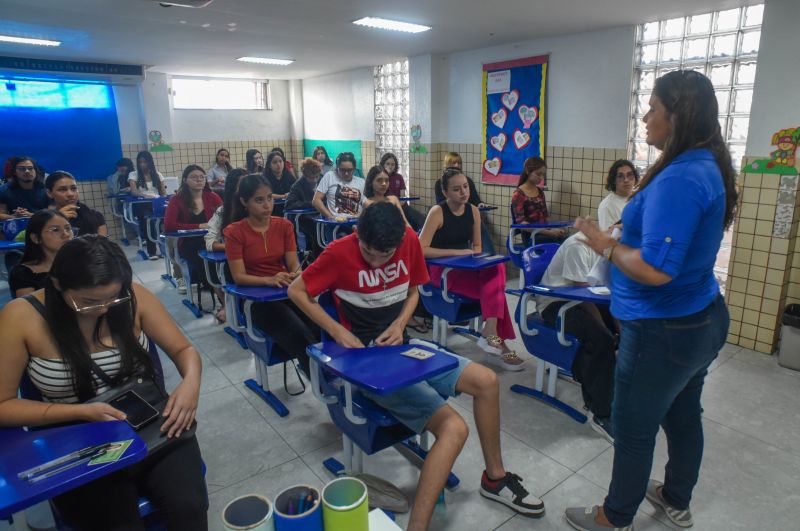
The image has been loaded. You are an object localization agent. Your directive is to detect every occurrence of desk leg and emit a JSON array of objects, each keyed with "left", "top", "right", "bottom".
[
  {"left": 243, "top": 357, "right": 290, "bottom": 417},
  {"left": 510, "top": 357, "right": 587, "bottom": 424}
]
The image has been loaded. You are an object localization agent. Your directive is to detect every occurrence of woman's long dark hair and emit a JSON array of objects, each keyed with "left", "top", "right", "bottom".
[
  {"left": 178, "top": 164, "right": 210, "bottom": 212},
  {"left": 517, "top": 156, "right": 546, "bottom": 188},
  {"left": 135, "top": 151, "right": 162, "bottom": 193},
  {"left": 20, "top": 210, "right": 70, "bottom": 265},
  {"left": 379, "top": 152, "right": 399, "bottom": 176},
  {"left": 231, "top": 174, "right": 271, "bottom": 224},
  {"left": 10, "top": 156, "right": 45, "bottom": 188},
  {"left": 220, "top": 168, "right": 248, "bottom": 232},
  {"left": 637, "top": 70, "right": 737, "bottom": 229},
  {"left": 606, "top": 159, "right": 639, "bottom": 192},
  {"left": 45, "top": 236, "right": 154, "bottom": 401},
  {"left": 245, "top": 149, "right": 263, "bottom": 174},
  {"left": 213, "top": 148, "right": 233, "bottom": 173},
  {"left": 313, "top": 146, "right": 333, "bottom": 166},
  {"left": 364, "top": 165, "right": 385, "bottom": 199},
  {"left": 263, "top": 151, "right": 293, "bottom": 182}
]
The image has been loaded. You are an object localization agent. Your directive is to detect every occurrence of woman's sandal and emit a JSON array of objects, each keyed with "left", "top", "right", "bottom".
[
  {"left": 407, "top": 319, "right": 430, "bottom": 334},
  {"left": 214, "top": 307, "right": 226, "bottom": 324}
]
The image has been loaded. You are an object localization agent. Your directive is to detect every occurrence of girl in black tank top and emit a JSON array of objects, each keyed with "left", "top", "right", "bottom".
[{"left": 419, "top": 169, "right": 524, "bottom": 371}]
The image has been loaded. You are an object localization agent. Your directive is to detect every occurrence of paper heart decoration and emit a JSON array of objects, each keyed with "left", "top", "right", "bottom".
[
  {"left": 490, "top": 108, "right": 507, "bottom": 129},
  {"left": 484, "top": 157, "right": 502, "bottom": 176},
  {"left": 501, "top": 90, "right": 519, "bottom": 111},
  {"left": 518, "top": 105, "right": 539, "bottom": 128},
  {"left": 513, "top": 129, "right": 531, "bottom": 149},
  {"left": 490, "top": 133, "right": 507, "bottom": 152}
]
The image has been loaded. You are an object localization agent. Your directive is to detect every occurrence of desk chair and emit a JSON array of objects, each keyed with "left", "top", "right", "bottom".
[
  {"left": 284, "top": 208, "right": 316, "bottom": 264},
  {"left": 506, "top": 205, "right": 527, "bottom": 289},
  {"left": 307, "top": 293, "right": 460, "bottom": 489},
  {"left": 199, "top": 251, "right": 248, "bottom": 349},
  {"left": 160, "top": 230, "right": 214, "bottom": 319},
  {"left": 509, "top": 245, "right": 587, "bottom": 423}
]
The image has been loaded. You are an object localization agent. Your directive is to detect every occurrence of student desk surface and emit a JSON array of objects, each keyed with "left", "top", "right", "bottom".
[
  {"left": 426, "top": 253, "right": 510, "bottom": 270},
  {"left": 314, "top": 216, "right": 359, "bottom": 248},
  {"left": 0, "top": 240, "right": 24, "bottom": 252},
  {"left": 223, "top": 285, "right": 288, "bottom": 302},
  {"left": 525, "top": 284, "right": 610, "bottom": 305}
]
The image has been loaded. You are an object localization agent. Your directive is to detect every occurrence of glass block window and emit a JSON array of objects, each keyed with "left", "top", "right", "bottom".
[
  {"left": 374, "top": 60, "right": 410, "bottom": 189},
  {"left": 629, "top": 5, "right": 763, "bottom": 171}
]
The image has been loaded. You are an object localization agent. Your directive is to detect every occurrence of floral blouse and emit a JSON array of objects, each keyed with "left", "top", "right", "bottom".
[{"left": 511, "top": 187, "right": 549, "bottom": 223}]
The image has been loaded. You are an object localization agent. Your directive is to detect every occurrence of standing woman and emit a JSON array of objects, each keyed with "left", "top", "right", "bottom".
[
  {"left": 420, "top": 168, "right": 524, "bottom": 371},
  {"left": 223, "top": 175, "right": 319, "bottom": 375},
  {"left": 45, "top": 171, "right": 108, "bottom": 236},
  {"left": 510, "top": 157, "right": 566, "bottom": 245},
  {"left": 566, "top": 70, "right": 735, "bottom": 530},
  {"left": 9, "top": 210, "right": 73, "bottom": 298},
  {"left": 207, "top": 148, "right": 233, "bottom": 191},
  {"left": 263, "top": 151, "right": 296, "bottom": 218},
  {"left": 312, "top": 146, "right": 334, "bottom": 175},
  {"left": 245, "top": 149, "right": 264, "bottom": 174},
  {"left": 598, "top": 160, "right": 639, "bottom": 231},
  {"left": 128, "top": 151, "right": 166, "bottom": 259},
  {"left": 164, "top": 165, "right": 223, "bottom": 313}
]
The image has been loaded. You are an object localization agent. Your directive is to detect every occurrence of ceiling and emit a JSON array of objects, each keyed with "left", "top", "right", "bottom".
[{"left": 0, "top": 0, "right": 759, "bottom": 80}]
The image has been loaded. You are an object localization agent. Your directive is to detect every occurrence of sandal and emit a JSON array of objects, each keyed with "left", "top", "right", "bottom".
[
  {"left": 214, "top": 307, "right": 226, "bottom": 324},
  {"left": 407, "top": 319, "right": 430, "bottom": 334}
]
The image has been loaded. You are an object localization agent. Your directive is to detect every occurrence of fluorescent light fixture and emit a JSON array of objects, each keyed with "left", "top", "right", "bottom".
[
  {"left": 237, "top": 56, "right": 293, "bottom": 66},
  {"left": 0, "top": 34, "right": 61, "bottom": 47},
  {"left": 353, "top": 17, "right": 431, "bottom": 34}
]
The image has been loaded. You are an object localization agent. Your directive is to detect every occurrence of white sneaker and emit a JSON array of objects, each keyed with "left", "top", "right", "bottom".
[
  {"left": 148, "top": 254, "right": 160, "bottom": 261},
  {"left": 176, "top": 278, "right": 187, "bottom": 294},
  {"left": 487, "top": 351, "right": 525, "bottom": 371}
]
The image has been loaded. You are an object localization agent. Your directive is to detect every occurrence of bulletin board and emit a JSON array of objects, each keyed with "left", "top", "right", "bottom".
[{"left": 481, "top": 55, "right": 548, "bottom": 186}]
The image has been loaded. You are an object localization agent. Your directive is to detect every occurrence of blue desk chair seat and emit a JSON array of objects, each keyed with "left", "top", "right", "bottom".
[
  {"left": 509, "top": 245, "right": 587, "bottom": 423},
  {"left": 418, "top": 282, "right": 482, "bottom": 348},
  {"left": 159, "top": 231, "right": 215, "bottom": 319}
]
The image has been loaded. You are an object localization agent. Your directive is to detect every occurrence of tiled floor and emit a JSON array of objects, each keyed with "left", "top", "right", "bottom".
[{"left": 3, "top": 247, "right": 799, "bottom": 530}]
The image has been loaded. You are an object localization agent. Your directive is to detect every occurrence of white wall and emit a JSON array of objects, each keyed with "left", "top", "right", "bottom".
[
  {"left": 409, "top": 54, "right": 432, "bottom": 145},
  {"left": 434, "top": 26, "right": 636, "bottom": 147},
  {"left": 301, "top": 67, "right": 375, "bottom": 140},
  {"left": 112, "top": 84, "right": 146, "bottom": 145},
  {"left": 746, "top": 0, "right": 800, "bottom": 156},
  {"left": 140, "top": 72, "right": 174, "bottom": 145}
]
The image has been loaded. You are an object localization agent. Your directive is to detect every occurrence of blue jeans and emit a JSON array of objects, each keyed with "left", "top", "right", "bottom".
[{"left": 603, "top": 294, "right": 729, "bottom": 527}]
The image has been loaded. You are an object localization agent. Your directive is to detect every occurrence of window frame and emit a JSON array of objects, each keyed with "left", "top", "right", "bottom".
[{"left": 170, "top": 76, "right": 272, "bottom": 111}]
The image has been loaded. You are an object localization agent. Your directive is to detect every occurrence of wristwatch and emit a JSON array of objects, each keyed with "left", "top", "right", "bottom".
[{"left": 602, "top": 243, "right": 618, "bottom": 261}]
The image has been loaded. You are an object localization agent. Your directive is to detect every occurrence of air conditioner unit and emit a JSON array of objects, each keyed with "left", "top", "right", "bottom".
[
  {"left": 0, "top": 56, "right": 146, "bottom": 85},
  {"left": 153, "top": 0, "right": 215, "bottom": 7}
]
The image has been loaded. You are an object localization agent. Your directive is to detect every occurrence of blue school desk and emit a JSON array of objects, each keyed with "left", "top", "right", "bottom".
[
  {"left": 0, "top": 241, "right": 24, "bottom": 252},
  {"left": 161, "top": 229, "right": 208, "bottom": 317},
  {"left": 106, "top": 193, "right": 130, "bottom": 245},
  {"left": 478, "top": 205, "right": 498, "bottom": 212},
  {"left": 121, "top": 196, "right": 167, "bottom": 260},
  {"left": 507, "top": 221, "right": 573, "bottom": 289},
  {"left": 399, "top": 196, "right": 420, "bottom": 202},
  {"left": 314, "top": 216, "right": 359, "bottom": 248},
  {"left": 198, "top": 250, "right": 247, "bottom": 349},
  {"left": 0, "top": 421, "right": 147, "bottom": 521}
]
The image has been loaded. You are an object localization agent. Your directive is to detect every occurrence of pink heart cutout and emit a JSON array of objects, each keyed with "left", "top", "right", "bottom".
[
  {"left": 513, "top": 129, "right": 531, "bottom": 149},
  {"left": 490, "top": 133, "right": 507, "bottom": 152},
  {"left": 484, "top": 157, "right": 502, "bottom": 176},
  {"left": 501, "top": 90, "right": 519, "bottom": 111},
  {"left": 518, "top": 105, "right": 539, "bottom": 128},
  {"left": 490, "top": 108, "right": 507, "bottom": 129}
]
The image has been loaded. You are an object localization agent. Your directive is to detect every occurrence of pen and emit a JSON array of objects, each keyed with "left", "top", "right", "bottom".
[
  {"left": 18, "top": 443, "right": 113, "bottom": 480},
  {"left": 28, "top": 449, "right": 109, "bottom": 483}
]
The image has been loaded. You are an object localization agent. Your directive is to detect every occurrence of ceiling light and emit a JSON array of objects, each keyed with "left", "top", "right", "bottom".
[
  {"left": 352, "top": 17, "right": 431, "bottom": 34},
  {"left": 0, "top": 34, "right": 61, "bottom": 47},
  {"left": 237, "top": 57, "right": 294, "bottom": 66}
]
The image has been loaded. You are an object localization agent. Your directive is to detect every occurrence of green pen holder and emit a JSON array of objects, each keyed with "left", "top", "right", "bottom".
[
  {"left": 273, "top": 484, "right": 322, "bottom": 531},
  {"left": 321, "top": 477, "right": 369, "bottom": 531}
]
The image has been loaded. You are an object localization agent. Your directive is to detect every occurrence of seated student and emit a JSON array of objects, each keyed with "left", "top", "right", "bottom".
[
  {"left": 245, "top": 149, "right": 264, "bottom": 174},
  {"left": 9, "top": 210, "right": 73, "bottom": 297},
  {"left": 0, "top": 156, "right": 49, "bottom": 221},
  {"left": 288, "top": 202, "right": 543, "bottom": 530},
  {"left": 598, "top": 159, "right": 638, "bottom": 231},
  {"left": 312, "top": 145, "right": 334, "bottom": 175},
  {"left": 380, "top": 152, "right": 426, "bottom": 231},
  {"left": 204, "top": 168, "right": 248, "bottom": 254},
  {"left": 107, "top": 158, "right": 134, "bottom": 196},
  {"left": 223, "top": 175, "right": 319, "bottom": 375},
  {"left": 270, "top": 147, "right": 295, "bottom": 176},
  {"left": 363, "top": 165, "right": 409, "bottom": 224},
  {"left": 511, "top": 156, "right": 567, "bottom": 245},
  {"left": 128, "top": 151, "right": 167, "bottom": 259},
  {"left": 312, "top": 151, "right": 365, "bottom": 220},
  {"left": 536, "top": 233, "right": 617, "bottom": 442},
  {"left": 263, "top": 151, "right": 296, "bottom": 217},
  {"left": 165, "top": 165, "right": 223, "bottom": 317},
  {"left": 207, "top": 148, "right": 233, "bottom": 191},
  {"left": 420, "top": 168, "right": 524, "bottom": 371},
  {"left": 286, "top": 158, "right": 325, "bottom": 262},
  {"left": 434, "top": 151, "right": 496, "bottom": 254},
  {"left": 45, "top": 171, "right": 108, "bottom": 236},
  {"left": 0, "top": 236, "right": 208, "bottom": 530}
]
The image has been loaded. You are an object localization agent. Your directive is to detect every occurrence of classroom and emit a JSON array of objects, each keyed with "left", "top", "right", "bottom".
[{"left": 1, "top": 0, "right": 799, "bottom": 530}]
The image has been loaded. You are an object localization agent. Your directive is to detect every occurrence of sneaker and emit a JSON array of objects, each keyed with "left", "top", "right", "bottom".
[
  {"left": 565, "top": 506, "right": 633, "bottom": 530},
  {"left": 645, "top": 480, "right": 694, "bottom": 528},
  {"left": 486, "top": 351, "right": 525, "bottom": 371},
  {"left": 479, "top": 471, "right": 544, "bottom": 518},
  {"left": 589, "top": 415, "right": 614, "bottom": 444},
  {"left": 477, "top": 335, "right": 503, "bottom": 355},
  {"left": 148, "top": 254, "right": 160, "bottom": 261},
  {"left": 176, "top": 277, "right": 187, "bottom": 294}
]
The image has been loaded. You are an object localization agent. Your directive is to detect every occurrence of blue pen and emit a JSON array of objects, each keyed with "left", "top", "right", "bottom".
[{"left": 297, "top": 495, "right": 306, "bottom": 514}]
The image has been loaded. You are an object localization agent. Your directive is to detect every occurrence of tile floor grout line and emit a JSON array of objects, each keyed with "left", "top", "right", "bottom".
[{"left": 700, "top": 414, "right": 800, "bottom": 460}]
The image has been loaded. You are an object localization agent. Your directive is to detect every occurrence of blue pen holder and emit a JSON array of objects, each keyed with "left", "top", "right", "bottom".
[
  {"left": 273, "top": 485, "right": 322, "bottom": 531},
  {"left": 2, "top": 217, "right": 29, "bottom": 240}
]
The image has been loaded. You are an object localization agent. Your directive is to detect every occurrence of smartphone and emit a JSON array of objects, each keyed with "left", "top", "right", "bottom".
[{"left": 108, "top": 390, "right": 160, "bottom": 430}]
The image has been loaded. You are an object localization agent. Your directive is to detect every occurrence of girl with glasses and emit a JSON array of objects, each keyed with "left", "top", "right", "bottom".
[
  {"left": 0, "top": 156, "right": 48, "bottom": 221},
  {"left": 9, "top": 210, "right": 73, "bottom": 298},
  {"left": 598, "top": 160, "right": 640, "bottom": 231},
  {"left": 0, "top": 235, "right": 208, "bottom": 530}
]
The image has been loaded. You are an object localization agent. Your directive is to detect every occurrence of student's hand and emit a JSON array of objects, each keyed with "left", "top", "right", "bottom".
[
  {"left": 268, "top": 272, "right": 293, "bottom": 287},
  {"left": 334, "top": 328, "right": 365, "bottom": 348},
  {"left": 80, "top": 402, "right": 127, "bottom": 422},
  {"left": 575, "top": 217, "right": 616, "bottom": 256},
  {"left": 13, "top": 207, "right": 32, "bottom": 217},
  {"left": 458, "top": 248, "right": 476, "bottom": 256},
  {"left": 375, "top": 322, "right": 405, "bottom": 346},
  {"left": 198, "top": 223, "right": 210, "bottom": 229},
  {"left": 161, "top": 377, "right": 200, "bottom": 438},
  {"left": 59, "top": 204, "right": 80, "bottom": 219}
]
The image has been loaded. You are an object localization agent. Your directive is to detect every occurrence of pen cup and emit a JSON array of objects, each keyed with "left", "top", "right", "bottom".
[
  {"left": 321, "top": 477, "right": 369, "bottom": 531},
  {"left": 273, "top": 485, "right": 322, "bottom": 531},
  {"left": 221, "top": 494, "right": 274, "bottom": 531}
]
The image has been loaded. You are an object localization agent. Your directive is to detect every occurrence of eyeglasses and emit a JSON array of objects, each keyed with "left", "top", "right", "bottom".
[
  {"left": 16, "top": 166, "right": 35, "bottom": 173},
  {"left": 338, "top": 168, "right": 355, "bottom": 174},
  {"left": 44, "top": 225, "right": 75, "bottom": 236},
  {"left": 616, "top": 172, "right": 637, "bottom": 181},
  {"left": 68, "top": 292, "right": 131, "bottom": 314}
]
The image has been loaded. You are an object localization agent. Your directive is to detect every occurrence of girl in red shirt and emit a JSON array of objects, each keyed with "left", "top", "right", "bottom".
[{"left": 223, "top": 175, "right": 318, "bottom": 375}]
